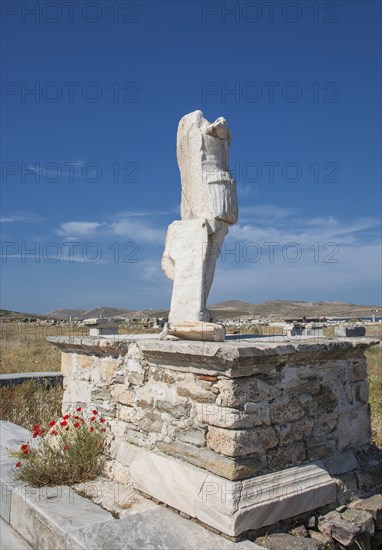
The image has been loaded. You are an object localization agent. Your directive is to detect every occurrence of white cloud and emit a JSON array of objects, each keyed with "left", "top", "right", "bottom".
[
  {"left": 237, "top": 183, "right": 259, "bottom": 198},
  {"left": 110, "top": 219, "right": 165, "bottom": 244},
  {"left": 114, "top": 210, "right": 154, "bottom": 218},
  {"left": 305, "top": 216, "right": 339, "bottom": 227},
  {"left": 56, "top": 221, "right": 106, "bottom": 237},
  {"left": 227, "top": 211, "right": 380, "bottom": 247},
  {"left": 0, "top": 213, "right": 43, "bottom": 223},
  {"left": 239, "top": 204, "right": 297, "bottom": 222},
  {"left": 114, "top": 209, "right": 173, "bottom": 218},
  {"left": 55, "top": 214, "right": 166, "bottom": 244}
]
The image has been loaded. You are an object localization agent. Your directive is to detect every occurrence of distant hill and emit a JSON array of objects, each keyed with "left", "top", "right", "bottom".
[
  {"left": 46, "top": 306, "right": 169, "bottom": 320},
  {"left": 0, "top": 309, "right": 48, "bottom": 322},
  {"left": 46, "top": 307, "right": 132, "bottom": 320},
  {"left": 0, "top": 300, "right": 379, "bottom": 323},
  {"left": 209, "top": 300, "right": 381, "bottom": 320}
]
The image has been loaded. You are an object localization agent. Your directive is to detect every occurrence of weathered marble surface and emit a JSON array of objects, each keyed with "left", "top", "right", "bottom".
[
  {"left": 160, "top": 320, "right": 226, "bottom": 342},
  {"left": 162, "top": 110, "right": 238, "bottom": 340},
  {"left": 113, "top": 441, "right": 337, "bottom": 537},
  {"left": 177, "top": 111, "right": 237, "bottom": 223}
]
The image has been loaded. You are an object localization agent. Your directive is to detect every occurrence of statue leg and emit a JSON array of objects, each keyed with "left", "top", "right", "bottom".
[
  {"left": 204, "top": 221, "right": 229, "bottom": 304},
  {"left": 165, "top": 220, "right": 210, "bottom": 324},
  {"left": 161, "top": 219, "right": 227, "bottom": 341}
]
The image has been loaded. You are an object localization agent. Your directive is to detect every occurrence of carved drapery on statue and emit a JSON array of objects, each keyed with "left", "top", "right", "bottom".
[{"left": 161, "top": 110, "right": 238, "bottom": 341}]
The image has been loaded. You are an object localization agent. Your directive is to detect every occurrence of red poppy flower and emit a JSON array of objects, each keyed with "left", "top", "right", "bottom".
[
  {"left": 81, "top": 419, "right": 85, "bottom": 424},
  {"left": 63, "top": 445, "right": 69, "bottom": 451},
  {"left": 32, "top": 432, "right": 39, "bottom": 438},
  {"left": 62, "top": 414, "right": 70, "bottom": 420},
  {"left": 15, "top": 461, "right": 22, "bottom": 468},
  {"left": 22, "top": 448, "right": 29, "bottom": 455},
  {"left": 65, "top": 427, "right": 69, "bottom": 431},
  {"left": 60, "top": 421, "right": 68, "bottom": 427},
  {"left": 74, "top": 416, "right": 79, "bottom": 420},
  {"left": 89, "top": 427, "right": 94, "bottom": 432},
  {"left": 90, "top": 416, "right": 95, "bottom": 421},
  {"left": 32, "top": 424, "right": 40, "bottom": 431},
  {"left": 21, "top": 444, "right": 29, "bottom": 450},
  {"left": 92, "top": 410, "right": 98, "bottom": 415},
  {"left": 74, "top": 422, "right": 81, "bottom": 428},
  {"left": 51, "top": 430, "right": 58, "bottom": 436},
  {"left": 100, "top": 418, "right": 106, "bottom": 423},
  {"left": 39, "top": 429, "right": 45, "bottom": 435},
  {"left": 76, "top": 407, "right": 82, "bottom": 412},
  {"left": 49, "top": 421, "right": 56, "bottom": 427}
]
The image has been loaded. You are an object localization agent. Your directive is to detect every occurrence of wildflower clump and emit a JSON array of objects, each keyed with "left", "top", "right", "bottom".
[{"left": 10, "top": 407, "right": 108, "bottom": 486}]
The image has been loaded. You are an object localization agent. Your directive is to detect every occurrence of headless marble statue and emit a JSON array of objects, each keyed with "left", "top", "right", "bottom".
[{"left": 161, "top": 110, "right": 238, "bottom": 341}]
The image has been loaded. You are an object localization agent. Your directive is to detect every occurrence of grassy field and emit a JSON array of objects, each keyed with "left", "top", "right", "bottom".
[
  {"left": 0, "top": 322, "right": 381, "bottom": 447},
  {"left": 0, "top": 324, "right": 85, "bottom": 374},
  {"left": 0, "top": 323, "right": 161, "bottom": 375},
  {"left": 0, "top": 380, "right": 63, "bottom": 430},
  {"left": 366, "top": 344, "right": 382, "bottom": 448}
]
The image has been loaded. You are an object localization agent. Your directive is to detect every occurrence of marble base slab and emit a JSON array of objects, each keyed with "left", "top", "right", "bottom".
[{"left": 120, "top": 443, "right": 337, "bottom": 537}]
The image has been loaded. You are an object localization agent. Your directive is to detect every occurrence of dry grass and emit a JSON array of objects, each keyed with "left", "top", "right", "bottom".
[
  {"left": 0, "top": 323, "right": 159, "bottom": 374},
  {"left": 0, "top": 380, "right": 63, "bottom": 429},
  {"left": 366, "top": 344, "right": 382, "bottom": 448},
  {"left": 0, "top": 323, "right": 87, "bottom": 374},
  {"left": 0, "top": 339, "right": 61, "bottom": 374}
]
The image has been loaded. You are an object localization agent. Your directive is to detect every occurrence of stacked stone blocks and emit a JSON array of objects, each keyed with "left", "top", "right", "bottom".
[{"left": 56, "top": 338, "right": 374, "bottom": 488}]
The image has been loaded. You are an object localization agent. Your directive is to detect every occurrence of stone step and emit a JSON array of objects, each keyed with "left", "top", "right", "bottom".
[{"left": 0, "top": 517, "right": 32, "bottom": 549}]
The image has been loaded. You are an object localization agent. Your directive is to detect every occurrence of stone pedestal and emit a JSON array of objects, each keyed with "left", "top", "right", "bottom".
[
  {"left": 334, "top": 326, "right": 366, "bottom": 337},
  {"left": 283, "top": 323, "right": 324, "bottom": 338},
  {"left": 48, "top": 335, "right": 380, "bottom": 537},
  {"left": 83, "top": 318, "right": 119, "bottom": 336}
]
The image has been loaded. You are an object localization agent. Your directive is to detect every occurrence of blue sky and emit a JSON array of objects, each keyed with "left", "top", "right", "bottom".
[{"left": 1, "top": 0, "right": 381, "bottom": 313}]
